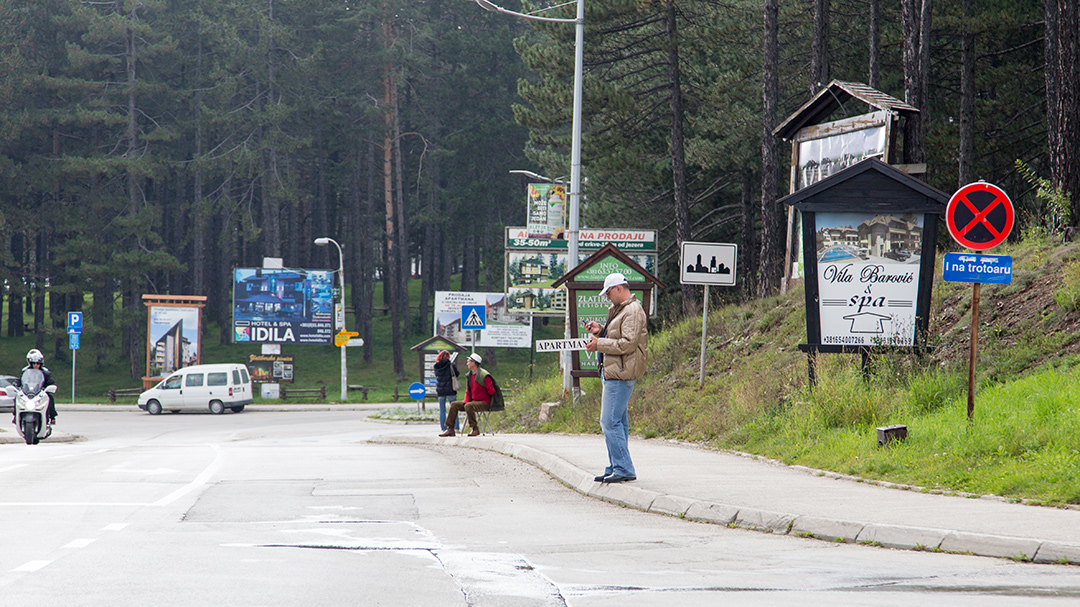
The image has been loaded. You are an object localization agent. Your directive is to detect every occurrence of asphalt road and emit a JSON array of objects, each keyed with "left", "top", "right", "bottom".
[{"left": 2, "top": 411, "right": 1080, "bottom": 606}]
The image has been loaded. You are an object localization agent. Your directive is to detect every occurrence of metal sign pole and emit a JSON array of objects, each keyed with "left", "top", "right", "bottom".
[
  {"left": 71, "top": 348, "right": 76, "bottom": 404},
  {"left": 967, "top": 282, "right": 980, "bottom": 420},
  {"left": 699, "top": 285, "right": 710, "bottom": 388}
]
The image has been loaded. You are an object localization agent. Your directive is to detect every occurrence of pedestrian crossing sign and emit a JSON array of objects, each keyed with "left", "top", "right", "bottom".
[{"left": 461, "top": 305, "right": 486, "bottom": 330}]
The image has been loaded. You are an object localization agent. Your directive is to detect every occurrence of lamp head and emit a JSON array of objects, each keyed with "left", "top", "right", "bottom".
[{"left": 314, "top": 238, "right": 330, "bottom": 246}]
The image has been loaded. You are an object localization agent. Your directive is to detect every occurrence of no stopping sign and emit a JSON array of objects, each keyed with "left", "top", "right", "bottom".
[{"left": 946, "top": 182, "right": 1014, "bottom": 250}]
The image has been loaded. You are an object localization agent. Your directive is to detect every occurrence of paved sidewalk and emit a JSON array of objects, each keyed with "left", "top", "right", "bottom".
[{"left": 373, "top": 431, "right": 1080, "bottom": 565}]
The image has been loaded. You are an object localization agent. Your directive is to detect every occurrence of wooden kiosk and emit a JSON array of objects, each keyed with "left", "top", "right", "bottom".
[{"left": 551, "top": 243, "right": 665, "bottom": 387}]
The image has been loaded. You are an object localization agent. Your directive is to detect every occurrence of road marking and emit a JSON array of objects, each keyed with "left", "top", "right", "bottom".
[
  {"left": 106, "top": 465, "right": 178, "bottom": 476},
  {"left": 152, "top": 444, "right": 222, "bottom": 507},
  {"left": 101, "top": 523, "right": 128, "bottom": 531},
  {"left": 12, "top": 561, "right": 52, "bottom": 572},
  {"left": 64, "top": 538, "right": 97, "bottom": 549}
]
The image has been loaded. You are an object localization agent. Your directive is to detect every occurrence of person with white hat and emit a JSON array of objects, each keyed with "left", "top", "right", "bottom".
[
  {"left": 439, "top": 352, "right": 496, "bottom": 437},
  {"left": 583, "top": 272, "right": 648, "bottom": 483}
]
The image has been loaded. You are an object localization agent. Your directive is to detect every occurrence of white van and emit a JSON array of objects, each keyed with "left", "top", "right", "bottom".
[{"left": 138, "top": 363, "right": 253, "bottom": 415}]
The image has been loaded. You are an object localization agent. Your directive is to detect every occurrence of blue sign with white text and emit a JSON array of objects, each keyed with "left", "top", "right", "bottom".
[
  {"left": 69, "top": 333, "right": 80, "bottom": 350},
  {"left": 942, "top": 252, "right": 1013, "bottom": 284}
]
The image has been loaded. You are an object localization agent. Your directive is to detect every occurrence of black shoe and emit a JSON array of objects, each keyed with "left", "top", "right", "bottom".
[
  {"left": 601, "top": 474, "right": 636, "bottom": 484},
  {"left": 594, "top": 474, "right": 609, "bottom": 482}
]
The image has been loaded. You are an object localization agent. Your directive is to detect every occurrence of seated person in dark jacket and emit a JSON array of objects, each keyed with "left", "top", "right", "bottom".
[{"left": 439, "top": 353, "right": 494, "bottom": 437}]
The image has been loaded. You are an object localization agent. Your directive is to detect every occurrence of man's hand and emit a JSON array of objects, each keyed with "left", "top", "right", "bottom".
[
  {"left": 585, "top": 334, "right": 599, "bottom": 352},
  {"left": 583, "top": 320, "right": 601, "bottom": 335}
]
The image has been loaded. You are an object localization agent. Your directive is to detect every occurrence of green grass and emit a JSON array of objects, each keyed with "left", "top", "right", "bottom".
[{"left": 0, "top": 275, "right": 567, "bottom": 404}]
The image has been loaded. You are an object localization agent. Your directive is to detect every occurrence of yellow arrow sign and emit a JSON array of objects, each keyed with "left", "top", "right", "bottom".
[{"left": 335, "top": 330, "right": 359, "bottom": 347}]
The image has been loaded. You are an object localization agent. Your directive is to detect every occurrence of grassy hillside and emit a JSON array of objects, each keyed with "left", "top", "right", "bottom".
[
  {"left": 0, "top": 278, "right": 567, "bottom": 404},
  {"left": 504, "top": 237, "right": 1080, "bottom": 506}
]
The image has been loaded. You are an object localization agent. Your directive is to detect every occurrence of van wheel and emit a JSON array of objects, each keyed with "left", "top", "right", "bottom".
[
  {"left": 146, "top": 400, "right": 163, "bottom": 415},
  {"left": 230, "top": 405, "right": 245, "bottom": 413},
  {"left": 209, "top": 400, "right": 225, "bottom": 415}
]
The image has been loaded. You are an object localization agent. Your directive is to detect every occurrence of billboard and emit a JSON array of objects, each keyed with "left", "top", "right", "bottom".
[
  {"left": 232, "top": 268, "right": 334, "bottom": 344},
  {"left": 147, "top": 305, "right": 200, "bottom": 377},
  {"left": 433, "top": 291, "right": 532, "bottom": 348},
  {"left": 247, "top": 353, "right": 295, "bottom": 383},
  {"left": 505, "top": 227, "right": 658, "bottom": 315},
  {"left": 815, "top": 212, "right": 924, "bottom": 347},
  {"left": 526, "top": 183, "right": 566, "bottom": 239}
]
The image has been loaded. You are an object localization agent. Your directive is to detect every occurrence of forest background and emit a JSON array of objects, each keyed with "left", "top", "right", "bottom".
[{"left": 0, "top": 0, "right": 1077, "bottom": 382}]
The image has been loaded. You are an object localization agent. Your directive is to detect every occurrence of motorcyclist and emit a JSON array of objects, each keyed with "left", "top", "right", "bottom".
[{"left": 11, "top": 349, "right": 57, "bottom": 425}]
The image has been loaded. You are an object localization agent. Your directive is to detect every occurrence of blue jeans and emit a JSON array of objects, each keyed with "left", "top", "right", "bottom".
[
  {"left": 600, "top": 374, "right": 636, "bottom": 478},
  {"left": 438, "top": 396, "right": 459, "bottom": 431}
]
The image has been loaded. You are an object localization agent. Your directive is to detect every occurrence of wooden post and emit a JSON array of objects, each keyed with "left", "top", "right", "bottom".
[
  {"left": 967, "top": 282, "right": 980, "bottom": 420},
  {"left": 698, "top": 285, "right": 710, "bottom": 388}
]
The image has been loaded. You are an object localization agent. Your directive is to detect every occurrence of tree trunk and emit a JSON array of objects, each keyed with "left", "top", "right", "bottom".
[
  {"left": 868, "top": 0, "right": 881, "bottom": 89},
  {"left": 902, "top": 0, "right": 931, "bottom": 165},
  {"left": 393, "top": 101, "right": 410, "bottom": 338},
  {"left": 383, "top": 21, "right": 404, "bottom": 377},
  {"left": 665, "top": 0, "right": 695, "bottom": 317},
  {"left": 958, "top": 0, "right": 975, "bottom": 186},
  {"left": 740, "top": 170, "right": 757, "bottom": 301},
  {"left": 1050, "top": 0, "right": 1080, "bottom": 224},
  {"left": 758, "top": 0, "right": 783, "bottom": 297},
  {"left": 1046, "top": 0, "right": 1060, "bottom": 194},
  {"left": 362, "top": 134, "right": 375, "bottom": 363},
  {"left": 811, "top": 0, "right": 830, "bottom": 93}
]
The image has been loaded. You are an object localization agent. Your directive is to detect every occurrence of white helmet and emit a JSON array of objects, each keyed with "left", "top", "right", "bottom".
[{"left": 26, "top": 349, "right": 44, "bottom": 365}]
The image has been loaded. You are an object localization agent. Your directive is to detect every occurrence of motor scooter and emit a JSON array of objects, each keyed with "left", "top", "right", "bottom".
[{"left": 4, "top": 368, "right": 57, "bottom": 445}]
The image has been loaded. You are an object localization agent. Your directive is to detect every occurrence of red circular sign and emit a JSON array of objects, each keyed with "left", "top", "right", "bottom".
[{"left": 946, "top": 182, "right": 1014, "bottom": 250}]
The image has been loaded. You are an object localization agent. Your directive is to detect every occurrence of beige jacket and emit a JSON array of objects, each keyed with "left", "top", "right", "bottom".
[{"left": 596, "top": 295, "right": 648, "bottom": 380}]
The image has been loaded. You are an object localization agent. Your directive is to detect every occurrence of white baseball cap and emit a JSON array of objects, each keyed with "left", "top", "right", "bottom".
[
  {"left": 468, "top": 353, "right": 483, "bottom": 364},
  {"left": 599, "top": 272, "right": 629, "bottom": 297}
]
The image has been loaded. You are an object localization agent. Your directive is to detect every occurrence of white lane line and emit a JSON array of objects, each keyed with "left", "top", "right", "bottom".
[
  {"left": 0, "top": 465, "right": 28, "bottom": 474},
  {"left": 63, "top": 538, "right": 97, "bottom": 549},
  {"left": 151, "top": 444, "right": 222, "bottom": 508},
  {"left": 12, "top": 561, "right": 52, "bottom": 572},
  {"left": 0, "top": 502, "right": 149, "bottom": 507},
  {"left": 101, "top": 523, "right": 128, "bottom": 531}
]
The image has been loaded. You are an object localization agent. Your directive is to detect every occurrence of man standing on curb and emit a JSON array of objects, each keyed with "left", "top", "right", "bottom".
[{"left": 584, "top": 272, "right": 648, "bottom": 484}]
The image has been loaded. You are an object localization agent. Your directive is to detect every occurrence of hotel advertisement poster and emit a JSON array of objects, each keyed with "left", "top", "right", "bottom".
[{"left": 815, "top": 212, "right": 924, "bottom": 347}]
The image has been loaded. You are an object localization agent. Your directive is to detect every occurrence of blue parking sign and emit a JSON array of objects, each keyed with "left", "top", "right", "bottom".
[
  {"left": 68, "top": 311, "right": 83, "bottom": 334},
  {"left": 69, "top": 333, "right": 80, "bottom": 350}
]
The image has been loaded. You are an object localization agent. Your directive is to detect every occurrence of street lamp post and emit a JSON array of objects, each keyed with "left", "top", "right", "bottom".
[
  {"left": 315, "top": 237, "right": 348, "bottom": 402},
  {"left": 479, "top": 0, "right": 584, "bottom": 400}
]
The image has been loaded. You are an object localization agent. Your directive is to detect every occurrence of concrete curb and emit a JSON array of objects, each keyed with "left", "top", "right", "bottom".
[
  {"left": 370, "top": 433, "right": 1080, "bottom": 565},
  {"left": 0, "top": 430, "right": 77, "bottom": 444}
]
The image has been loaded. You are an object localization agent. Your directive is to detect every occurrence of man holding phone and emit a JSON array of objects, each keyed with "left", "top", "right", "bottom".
[{"left": 583, "top": 272, "right": 648, "bottom": 484}]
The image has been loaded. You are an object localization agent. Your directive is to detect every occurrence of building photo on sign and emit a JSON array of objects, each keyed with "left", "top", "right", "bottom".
[
  {"left": 232, "top": 268, "right": 335, "bottom": 344},
  {"left": 433, "top": 291, "right": 531, "bottom": 348},
  {"left": 147, "top": 306, "right": 200, "bottom": 377},
  {"left": 815, "top": 212, "right": 923, "bottom": 347}
]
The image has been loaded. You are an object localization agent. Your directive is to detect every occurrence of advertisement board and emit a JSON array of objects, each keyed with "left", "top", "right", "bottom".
[
  {"left": 247, "top": 353, "right": 295, "bottom": 383},
  {"left": 505, "top": 227, "right": 657, "bottom": 315},
  {"left": 796, "top": 112, "right": 889, "bottom": 190},
  {"left": 433, "top": 291, "right": 532, "bottom": 348},
  {"left": 232, "top": 268, "right": 334, "bottom": 344},
  {"left": 814, "top": 212, "right": 923, "bottom": 347},
  {"left": 147, "top": 305, "right": 201, "bottom": 377},
  {"left": 526, "top": 183, "right": 566, "bottom": 239}
]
